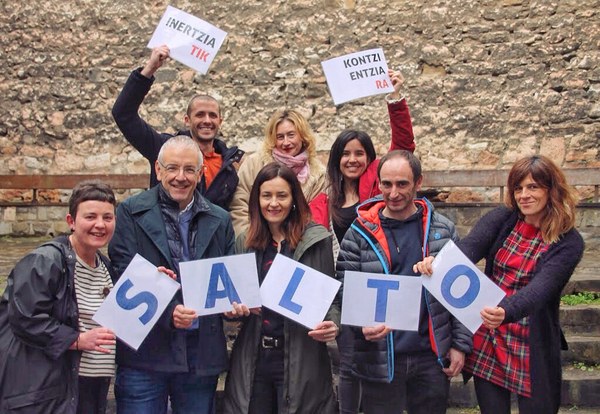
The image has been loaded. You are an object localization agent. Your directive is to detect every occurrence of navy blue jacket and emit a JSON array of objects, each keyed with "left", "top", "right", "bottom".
[
  {"left": 111, "top": 68, "right": 244, "bottom": 209},
  {"left": 108, "top": 185, "right": 235, "bottom": 374}
]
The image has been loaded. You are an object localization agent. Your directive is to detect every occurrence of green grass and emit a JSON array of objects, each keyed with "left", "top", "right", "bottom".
[{"left": 561, "top": 292, "right": 600, "bottom": 306}]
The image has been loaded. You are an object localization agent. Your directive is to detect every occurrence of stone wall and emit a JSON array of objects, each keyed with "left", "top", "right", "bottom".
[
  {"left": 1, "top": 0, "right": 599, "bottom": 235},
  {"left": 1, "top": 0, "right": 598, "bottom": 179}
]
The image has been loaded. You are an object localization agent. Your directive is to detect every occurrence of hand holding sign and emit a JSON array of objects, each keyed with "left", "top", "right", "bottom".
[
  {"left": 147, "top": 6, "right": 227, "bottom": 74},
  {"left": 260, "top": 254, "right": 341, "bottom": 330},
  {"left": 419, "top": 240, "right": 506, "bottom": 334},
  {"left": 93, "top": 254, "right": 180, "bottom": 351},
  {"left": 321, "top": 48, "right": 395, "bottom": 105}
]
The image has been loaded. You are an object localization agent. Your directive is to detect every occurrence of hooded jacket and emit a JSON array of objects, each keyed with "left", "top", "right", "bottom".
[
  {"left": 336, "top": 197, "right": 472, "bottom": 383},
  {"left": 0, "top": 235, "right": 115, "bottom": 413},
  {"left": 223, "top": 224, "right": 339, "bottom": 414}
]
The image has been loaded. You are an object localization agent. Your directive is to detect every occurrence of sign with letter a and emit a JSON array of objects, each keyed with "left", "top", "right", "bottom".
[
  {"left": 179, "top": 253, "right": 261, "bottom": 316},
  {"left": 341, "top": 271, "right": 422, "bottom": 330},
  {"left": 93, "top": 254, "right": 180, "bottom": 351},
  {"left": 260, "top": 254, "right": 341, "bottom": 329},
  {"left": 421, "top": 240, "right": 506, "bottom": 333}
]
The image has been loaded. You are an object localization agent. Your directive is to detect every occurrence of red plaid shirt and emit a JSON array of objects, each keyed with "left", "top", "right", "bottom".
[{"left": 464, "top": 219, "right": 549, "bottom": 396}]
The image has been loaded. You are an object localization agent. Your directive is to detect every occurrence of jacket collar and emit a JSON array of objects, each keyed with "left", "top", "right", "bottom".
[
  {"left": 130, "top": 185, "right": 227, "bottom": 267},
  {"left": 174, "top": 131, "right": 245, "bottom": 164},
  {"left": 354, "top": 196, "right": 434, "bottom": 262}
]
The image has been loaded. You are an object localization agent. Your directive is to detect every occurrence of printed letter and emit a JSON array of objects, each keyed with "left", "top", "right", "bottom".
[
  {"left": 116, "top": 279, "right": 158, "bottom": 325},
  {"left": 279, "top": 267, "right": 304, "bottom": 314},
  {"left": 205, "top": 263, "right": 242, "bottom": 308},
  {"left": 441, "top": 265, "right": 480, "bottom": 309},
  {"left": 367, "top": 279, "right": 400, "bottom": 322}
]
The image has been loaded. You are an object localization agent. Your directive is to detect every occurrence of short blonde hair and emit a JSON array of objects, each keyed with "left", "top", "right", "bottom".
[{"left": 262, "top": 109, "right": 317, "bottom": 161}]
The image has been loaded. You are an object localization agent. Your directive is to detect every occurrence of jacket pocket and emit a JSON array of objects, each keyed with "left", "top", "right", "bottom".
[{"left": 4, "top": 384, "right": 63, "bottom": 409}]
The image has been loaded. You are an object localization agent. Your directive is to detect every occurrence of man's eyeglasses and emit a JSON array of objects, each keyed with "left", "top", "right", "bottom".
[{"left": 158, "top": 161, "right": 200, "bottom": 177}]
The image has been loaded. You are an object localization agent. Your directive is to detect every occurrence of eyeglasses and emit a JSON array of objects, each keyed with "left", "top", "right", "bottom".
[{"left": 158, "top": 161, "right": 200, "bottom": 177}]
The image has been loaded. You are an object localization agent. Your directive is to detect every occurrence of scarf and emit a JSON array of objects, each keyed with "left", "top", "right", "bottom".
[{"left": 272, "top": 148, "right": 310, "bottom": 184}]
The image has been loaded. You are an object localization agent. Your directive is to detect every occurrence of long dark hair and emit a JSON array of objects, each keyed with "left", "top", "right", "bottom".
[
  {"left": 326, "top": 130, "right": 376, "bottom": 226},
  {"left": 246, "top": 162, "right": 311, "bottom": 251}
]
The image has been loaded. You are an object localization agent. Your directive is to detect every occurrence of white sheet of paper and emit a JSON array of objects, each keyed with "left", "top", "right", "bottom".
[
  {"left": 321, "top": 48, "right": 394, "bottom": 105},
  {"left": 93, "top": 254, "right": 180, "bottom": 351},
  {"left": 147, "top": 5, "right": 227, "bottom": 74},
  {"left": 341, "top": 271, "right": 422, "bottom": 331},
  {"left": 421, "top": 240, "right": 506, "bottom": 334},
  {"left": 260, "top": 254, "right": 341, "bottom": 330},
  {"left": 180, "top": 253, "right": 261, "bottom": 316}
]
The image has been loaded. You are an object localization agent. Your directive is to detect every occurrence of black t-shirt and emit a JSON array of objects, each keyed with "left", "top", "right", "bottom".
[
  {"left": 333, "top": 202, "right": 359, "bottom": 243},
  {"left": 379, "top": 206, "right": 431, "bottom": 354}
]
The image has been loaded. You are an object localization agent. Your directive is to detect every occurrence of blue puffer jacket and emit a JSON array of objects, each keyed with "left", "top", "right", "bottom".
[{"left": 336, "top": 197, "right": 472, "bottom": 383}]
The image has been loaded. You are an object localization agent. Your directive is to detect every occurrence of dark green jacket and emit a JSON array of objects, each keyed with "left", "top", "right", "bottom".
[{"left": 223, "top": 224, "right": 339, "bottom": 414}]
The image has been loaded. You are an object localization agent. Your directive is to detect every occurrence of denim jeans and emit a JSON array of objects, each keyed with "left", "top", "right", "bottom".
[
  {"left": 361, "top": 351, "right": 450, "bottom": 414},
  {"left": 115, "top": 366, "right": 218, "bottom": 414}
]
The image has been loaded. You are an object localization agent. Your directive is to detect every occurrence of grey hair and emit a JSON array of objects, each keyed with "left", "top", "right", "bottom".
[{"left": 157, "top": 135, "right": 203, "bottom": 167}]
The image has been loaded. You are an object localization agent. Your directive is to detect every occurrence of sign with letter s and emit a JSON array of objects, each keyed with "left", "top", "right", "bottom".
[{"left": 93, "top": 254, "right": 180, "bottom": 350}]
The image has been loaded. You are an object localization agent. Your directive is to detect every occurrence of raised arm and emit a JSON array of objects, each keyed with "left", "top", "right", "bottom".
[
  {"left": 111, "top": 46, "right": 171, "bottom": 167},
  {"left": 386, "top": 70, "right": 416, "bottom": 153}
]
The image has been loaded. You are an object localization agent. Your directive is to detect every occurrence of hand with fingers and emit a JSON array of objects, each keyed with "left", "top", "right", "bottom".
[
  {"left": 173, "top": 304, "right": 198, "bottom": 329},
  {"left": 388, "top": 69, "right": 405, "bottom": 100},
  {"left": 223, "top": 301, "right": 251, "bottom": 318},
  {"left": 76, "top": 327, "right": 116, "bottom": 354},
  {"left": 141, "top": 45, "right": 170, "bottom": 78},
  {"left": 308, "top": 321, "right": 339, "bottom": 343},
  {"left": 362, "top": 324, "right": 392, "bottom": 342}
]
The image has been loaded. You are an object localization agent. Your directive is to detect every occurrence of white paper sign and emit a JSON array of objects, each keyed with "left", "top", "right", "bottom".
[
  {"left": 421, "top": 240, "right": 506, "bottom": 334},
  {"left": 147, "top": 5, "right": 227, "bottom": 74},
  {"left": 180, "top": 253, "right": 261, "bottom": 316},
  {"left": 260, "top": 254, "right": 341, "bottom": 329},
  {"left": 321, "top": 48, "right": 394, "bottom": 105},
  {"left": 341, "top": 271, "right": 422, "bottom": 331},
  {"left": 93, "top": 254, "right": 180, "bottom": 351}
]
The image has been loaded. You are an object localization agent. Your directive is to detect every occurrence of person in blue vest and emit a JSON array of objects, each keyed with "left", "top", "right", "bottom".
[{"left": 108, "top": 135, "right": 236, "bottom": 413}]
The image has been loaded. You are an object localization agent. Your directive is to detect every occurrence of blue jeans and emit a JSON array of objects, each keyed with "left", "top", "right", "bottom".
[
  {"left": 361, "top": 351, "right": 450, "bottom": 414},
  {"left": 115, "top": 366, "right": 218, "bottom": 414}
]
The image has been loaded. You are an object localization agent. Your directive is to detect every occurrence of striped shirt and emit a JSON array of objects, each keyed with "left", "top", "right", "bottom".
[{"left": 74, "top": 255, "right": 116, "bottom": 378}]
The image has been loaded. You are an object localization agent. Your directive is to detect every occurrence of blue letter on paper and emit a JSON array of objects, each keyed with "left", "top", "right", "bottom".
[
  {"left": 367, "top": 279, "right": 400, "bottom": 322},
  {"left": 279, "top": 267, "right": 304, "bottom": 314},
  {"left": 205, "top": 262, "right": 242, "bottom": 308},
  {"left": 116, "top": 279, "right": 158, "bottom": 325},
  {"left": 441, "top": 265, "right": 480, "bottom": 309}
]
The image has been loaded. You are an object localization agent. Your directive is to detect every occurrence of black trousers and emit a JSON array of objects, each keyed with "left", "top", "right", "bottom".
[{"left": 77, "top": 376, "right": 111, "bottom": 414}]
